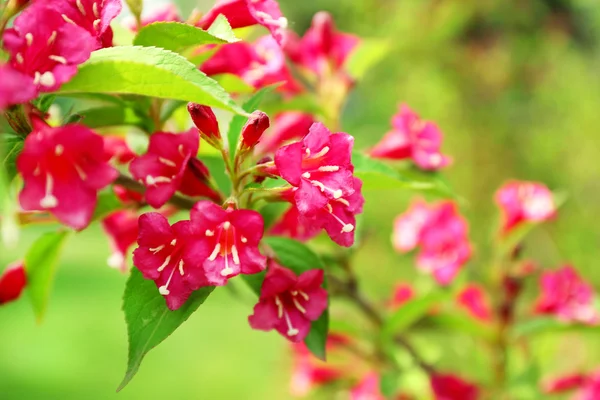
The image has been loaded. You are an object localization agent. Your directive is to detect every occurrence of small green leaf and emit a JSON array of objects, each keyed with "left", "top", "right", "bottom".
[
  {"left": 426, "top": 313, "right": 495, "bottom": 341},
  {"left": 59, "top": 46, "right": 245, "bottom": 114},
  {"left": 263, "top": 236, "right": 325, "bottom": 273},
  {"left": 206, "top": 14, "right": 238, "bottom": 43},
  {"left": 303, "top": 310, "right": 329, "bottom": 361},
  {"left": 201, "top": 155, "right": 231, "bottom": 196},
  {"left": 346, "top": 39, "right": 390, "bottom": 80},
  {"left": 380, "top": 370, "right": 399, "bottom": 398},
  {"left": 92, "top": 190, "right": 124, "bottom": 221},
  {"left": 32, "top": 94, "right": 56, "bottom": 113},
  {"left": 76, "top": 106, "right": 153, "bottom": 131},
  {"left": 134, "top": 21, "right": 238, "bottom": 53},
  {"left": 512, "top": 317, "right": 600, "bottom": 339},
  {"left": 118, "top": 269, "right": 214, "bottom": 391},
  {"left": 382, "top": 292, "right": 448, "bottom": 340},
  {"left": 24, "top": 230, "right": 71, "bottom": 322},
  {"left": 1, "top": 133, "right": 23, "bottom": 181}
]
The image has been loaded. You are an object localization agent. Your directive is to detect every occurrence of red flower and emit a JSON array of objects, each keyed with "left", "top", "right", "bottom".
[
  {"left": 17, "top": 120, "right": 118, "bottom": 230},
  {"left": 270, "top": 204, "right": 321, "bottom": 242},
  {"left": 495, "top": 180, "right": 555, "bottom": 235},
  {"left": 543, "top": 373, "right": 587, "bottom": 393},
  {"left": 129, "top": 129, "right": 220, "bottom": 208},
  {"left": 187, "top": 103, "right": 221, "bottom": 140},
  {"left": 393, "top": 200, "right": 471, "bottom": 285},
  {"left": 240, "top": 111, "right": 270, "bottom": 151},
  {"left": 275, "top": 122, "right": 355, "bottom": 216},
  {"left": 0, "top": 64, "right": 38, "bottom": 109},
  {"left": 248, "top": 262, "right": 327, "bottom": 342},
  {"left": 0, "top": 261, "right": 27, "bottom": 305},
  {"left": 389, "top": 282, "right": 415, "bottom": 309},
  {"left": 534, "top": 265, "right": 598, "bottom": 325},
  {"left": 190, "top": 201, "right": 266, "bottom": 285},
  {"left": 457, "top": 284, "right": 492, "bottom": 321},
  {"left": 102, "top": 210, "right": 139, "bottom": 272},
  {"left": 350, "top": 373, "right": 385, "bottom": 400},
  {"left": 198, "top": 0, "right": 288, "bottom": 45},
  {"left": 104, "top": 136, "right": 136, "bottom": 164},
  {"left": 430, "top": 374, "right": 479, "bottom": 400},
  {"left": 133, "top": 212, "right": 208, "bottom": 310},
  {"left": 3, "top": 5, "right": 95, "bottom": 94},
  {"left": 255, "top": 112, "right": 315, "bottom": 155},
  {"left": 370, "top": 104, "right": 450, "bottom": 171}
]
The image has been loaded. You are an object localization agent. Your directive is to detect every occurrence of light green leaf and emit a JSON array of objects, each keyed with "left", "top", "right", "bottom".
[
  {"left": 346, "top": 39, "right": 390, "bottom": 80},
  {"left": 118, "top": 269, "right": 214, "bottom": 391},
  {"left": 201, "top": 155, "right": 231, "bottom": 196},
  {"left": 382, "top": 292, "right": 448, "bottom": 340},
  {"left": 24, "top": 230, "right": 70, "bottom": 322},
  {"left": 124, "top": 0, "right": 143, "bottom": 23},
  {"left": 206, "top": 14, "right": 238, "bottom": 43},
  {"left": 76, "top": 106, "right": 153, "bottom": 131},
  {"left": 212, "top": 74, "right": 255, "bottom": 94},
  {"left": 59, "top": 46, "right": 245, "bottom": 114},
  {"left": 512, "top": 317, "right": 600, "bottom": 339},
  {"left": 134, "top": 21, "right": 238, "bottom": 53},
  {"left": 1, "top": 133, "right": 23, "bottom": 181},
  {"left": 426, "top": 313, "right": 495, "bottom": 341}
]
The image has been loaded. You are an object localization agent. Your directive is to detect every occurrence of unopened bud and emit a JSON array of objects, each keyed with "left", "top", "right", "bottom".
[
  {"left": 187, "top": 103, "right": 220, "bottom": 139},
  {"left": 241, "top": 111, "right": 270, "bottom": 150},
  {"left": 0, "top": 261, "right": 27, "bottom": 305}
]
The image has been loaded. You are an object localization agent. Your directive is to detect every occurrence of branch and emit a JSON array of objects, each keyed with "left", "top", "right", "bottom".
[{"left": 114, "top": 174, "right": 197, "bottom": 210}]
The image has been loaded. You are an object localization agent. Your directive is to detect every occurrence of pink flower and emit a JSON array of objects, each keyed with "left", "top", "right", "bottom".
[
  {"left": 393, "top": 200, "right": 471, "bottom": 285},
  {"left": 133, "top": 212, "right": 211, "bottom": 310},
  {"left": 104, "top": 136, "right": 136, "bottom": 164},
  {"left": 102, "top": 210, "right": 139, "bottom": 272},
  {"left": 350, "top": 373, "right": 385, "bottom": 400},
  {"left": 389, "top": 282, "right": 415, "bottom": 309},
  {"left": 17, "top": 120, "right": 118, "bottom": 230},
  {"left": 129, "top": 129, "right": 220, "bottom": 208},
  {"left": 370, "top": 104, "right": 450, "bottom": 170},
  {"left": 275, "top": 122, "right": 355, "bottom": 216},
  {"left": 457, "top": 285, "right": 492, "bottom": 321},
  {"left": 128, "top": 4, "right": 181, "bottom": 30},
  {"left": 241, "top": 111, "right": 270, "bottom": 150},
  {"left": 430, "top": 374, "right": 479, "bottom": 400},
  {"left": 255, "top": 112, "right": 315, "bottom": 155},
  {"left": 0, "top": 64, "right": 38, "bottom": 109},
  {"left": 270, "top": 204, "right": 320, "bottom": 242},
  {"left": 0, "top": 261, "right": 27, "bottom": 305},
  {"left": 574, "top": 372, "right": 600, "bottom": 400},
  {"left": 543, "top": 373, "right": 587, "bottom": 393},
  {"left": 42, "top": 0, "right": 122, "bottom": 48},
  {"left": 3, "top": 5, "right": 95, "bottom": 94},
  {"left": 495, "top": 180, "right": 556, "bottom": 235},
  {"left": 198, "top": 0, "right": 288, "bottom": 45},
  {"left": 534, "top": 265, "right": 598, "bottom": 324},
  {"left": 285, "top": 12, "right": 359, "bottom": 81},
  {"left": 190, "top": 201, "right": 266, "bottom": 285},
  {"left": 248, "top": 262, "right": 327, "bottom": 342}
]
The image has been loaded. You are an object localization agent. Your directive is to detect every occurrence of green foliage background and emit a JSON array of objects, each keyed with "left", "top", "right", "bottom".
[{"left": 2, "top": 0, "right": 600, "bottom": 398}]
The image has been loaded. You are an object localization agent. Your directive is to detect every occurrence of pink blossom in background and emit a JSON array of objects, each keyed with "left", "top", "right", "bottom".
[
  {"left": 457, "top": 284, "right": 493, "bottom": 321},
  {"left": 103, "top": 136, "right": 136, "bottom": 164},
  {"left": 255, "top": 112, "right": 315, "bottom": 155},
  {"left": 248, "top": 262, "right": 327, "bottom": 342},
  {"left": 534, "top": 265, "right": 598, "bottom": 325},
  {"left": 17, "top": 120, "right": 118, "bottom": 230},
  {"left": 389, "top": 282, "right": 415, "bottom": 309},
  {"left": 0, "top": 65, "right": 38, "bottom": 109},
  {"left": 0, "top": 261, "right": 27, "bottom": 305},
  {"left": 392, "top": 199, "right": 430, "bottom": 252},
  {"left": 495, "top": 180, "right": 556, "bottom": 235},
  {"left": 350, "top": 373, "right": 385, "bottom": 400},
  {"left": 543, "top": 370, "right": 600, "bottom": 400},
  {"left": 370, "top": 104, "right": 450, "bottom": 171},
  {"left": 125, "top": 3, "right": 181, "bottom": 30},
  {"left": 102, "top": 209, "right": 139, "bottom": 272},
  {"left": 430, "top": 374, "right": 479, "bottom": 400}
]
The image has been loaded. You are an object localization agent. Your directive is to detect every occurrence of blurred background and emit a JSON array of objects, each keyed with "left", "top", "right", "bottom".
[{"left": 2, "top": 0, "right": 600, "bottom": 398}]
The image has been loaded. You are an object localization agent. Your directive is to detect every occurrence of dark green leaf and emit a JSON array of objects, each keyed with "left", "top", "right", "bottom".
[
  {"left": 24, "top": 231, "right": 70, "bottom": 322},
  {"left": 200, "top": 154, "right": 231, "bottom": 196},
  {"left": 77, "top": 106, "right": 153, "bottom": 131},
  {"left": 92, "top": 190, "right": 124, "bottom": 221},
  {"left": 263, "top": 236, "right": 325, "bottom": 273},
  {"left": 32, "top": 94, "right": 56, "bottom": 113},
  {"left": 1, "top": 134, "right": 23, "bottom": 181},
  {"left": 382, "top": 292, "right": 448, "bottom": 340},
  {"left": 59, "top": 46, "right": 245, "bottom": 114},
  {"left": 303, "top": 309, "right": 329, "bottom": 361},
  {"left": 118, "top": 269, "right": 214, "bottom": 391},
  {"left": 258, "top": 202, "right": 288, "bottom": 229}
]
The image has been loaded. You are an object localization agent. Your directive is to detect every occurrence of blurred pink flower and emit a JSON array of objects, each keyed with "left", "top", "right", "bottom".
[
  {"left": 430, "top": 374, "right": 479, "bottom": 400},
  {"left": 350, "top": 373, "right": 386, "bottom": 400},
  {"left": 0, "top": 65, "right": 38, "bottom": 109},
  {"left": 371, "top": 104, "right": 450, "bottom": 171},
  {"left": 457, "top": 284, "right": 493, "bottom": 321},
  {"left": 0, "top": 261, "right": 27, "bottom": 305},
  {"left": 543, "top": 370, "right": 600, "bottom": 400},
  {"left": 389, "top": 282, "right": 415, "bottom": 310},
  {"left": 534, "top": 265, "right": 598, "bottom": 325},
  {"left": 495, "top": 180, "right": 555, "bottom": 235}
]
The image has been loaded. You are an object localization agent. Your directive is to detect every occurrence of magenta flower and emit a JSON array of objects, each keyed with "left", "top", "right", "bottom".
[
  {"left": 240, "top": 111, "right": 270, "bottom": 150},
  {"left": 102, "top": 210, "right": 139, "bottom": 272},
  {"left": 255, "top": 112, "right": 315, "bottom": 155},
  {"left": 534, "top": 265, "right": 598, "bottom": 325},
  {"left": 270, "top": 204, "right": 321, "bottom": 242},
  {"left": 133, "top": 213, "right": 209, "bottom": 310},
  {"left": 104, "top": 136, "right": 136, "bottom": 164},
  {"left": 198, "top": 0, "right": 288, "bottom": 45},
  {"left": 17, "top": 120, "right": 118, "bottom": 230},
  {"left": 393, "top": 200, "right": 471, "bottom": 285},
  {"left": 388, "top": 282, "right": 415, "bottom": 310},
  {"left": 457, "top": 284, "right": 492, "bottom": 322},
  {"left": 190, "top": 201, "right": 266, "bottom": 285},
  {"left": 3, "top": 5, "right": 95, "bottom": 94},
  {"left": 275, "top": 122, "right": 355, "bottom": 216},
  {"left": 0, "top": 261, "right": 27, "bottom": 305},
  {"left": 248, "top": 262, "right": 327, "bottom": 342},
  {"left": 370, "top": 104, "right": 450, "bottom": 170},
  {"left": 187, "top": 103, "right": 221, "bottom": 140},
  {"left": 0, "top": 64, "right": 38, "bottom": 109},
  {"left": 495, "top": 180, "right": 556, "bottom": 235},
  {"left": 430, "top": 374, "right": 479, "bottom": 400},
  {"left": 543, "top": 373, "right": 587, "bottom": 394},
  {"left": 350, "top": 373, "right": 385, "bottom": 400},
  {"left": 126, "top": 3, "right": 181, "bottom": 30},
  {"left": 129, "top": 129, "right": 220, "bottom": 208},
  {"left": 43, "top": 0, "right": 122, "bottom": 48}
]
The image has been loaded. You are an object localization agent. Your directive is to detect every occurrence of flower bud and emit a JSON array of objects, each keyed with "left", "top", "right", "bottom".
[
  {"left": 241, "top": 111, "right": 270, "bottom": 150},
  {"left": 0, "top": 261, "right": 27, "bottom": 305},
  {"left": 187, "top": 103, "right": 220, "bottom": 139}
]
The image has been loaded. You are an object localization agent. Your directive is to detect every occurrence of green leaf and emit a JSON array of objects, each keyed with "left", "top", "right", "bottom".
[
  {"left": 124, "top": 0, "right": 143, "bottom": 23},
  {"left": 134, "top": 21, "right": 238, "bottom": 53},
  {"left": 425, "top": 313, "right": 495, "bottom": 341},
  {"left": 227, "top": 84, "right": 280, "bottom": 159},
  {"left": 206, "top": 14, "right": 238, "bottom": 42},
  {"left": 512, "top": 317, "right": 600, "bottom": 338},
  {"left": 92, "top": 190, "right": 123, "bottom": 221},
  {"left": 200, "top": 155, "right": 231, "bottom": 196},
  {"left": 24, "top": 230, "right": 70, "bottom": 322},
  {"left": 382, "top": 292, "right": 448, "bottom": 340},
  {"left": 380, "top": 370, "right": 399, "bottom": 398},
  {"left": 212, "top": 74, "right": 255, "bottom": 94},
  {"left": 1, "top": 133, "right": 23, "bottom": 181},
  {"left": 303, "top": 310, "right": 329, "bottom": 360},
  {"left": 59, "top": 46, "right": 245, "bottom": 114},
  {"left": 118, "top": 269, "right": 214, "bottom": 391},
  {"left": 346, "top": 39, "right": 390, "bottom": 80},
  {"left": 32, "top": 94, "right": 56, "bottom": 113},
  {"left": 76, "top": 106, "right": 153, "bottom": 131}
]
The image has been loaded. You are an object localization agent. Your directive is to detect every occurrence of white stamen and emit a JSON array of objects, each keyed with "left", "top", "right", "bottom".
[
  {"left": 93, "top": 19, "right": 101, "bottom": 30},
  {"left": 74, "top": 164, "right": 87, "bottom": 180},
  {"left": 39, "top": 72, "right": 56, "bottom": 87},
  {"left": 33, "top": 71, "right": 41, "bottom": 85},
  {"left": 336, "top": 198, "right": 350, "bottom": 207},
  {"left": 47, "top": 31, "right": 57, "bottom": 45},
  {"left": 178, "top": 259, "right": 185, "bottom": 275},
  {"left": 326, "top": 203, "right": 333, "bottom": 213},
  {"left": 170, "top": 239, "right": 177, "bottom": 246},
  {"left": 15, "top": 53, "right": 24, "bottom": 64},
  {"left": 284, "top": 310, "right": 298, "bottom": 337},
  {"left": 157, "top": 255, "right": 171, "bottom": 272},
  {"left": 205, "top": 229, "right": 215, "bottom": 237},
  {"left": 332, "top": 189, "right": 343, "bottom": 199},
  {"left": 159, "top": 286, "right": 170, "bottom": 295},
  {"left": 305, "top": 148, "right": 311, "bottom": 156},
  {"left": 49, "top": 55, "right": 67, "bottom": 65},
  {"left": 149, "top": 245, "right": 165, "bottom": 254},
  {"left": 92, "top": 2, "right": 99, "bottom": 18},
  {"left": 62, "top": 14, "right": 77, "bottom": 25},
  {"left": 178, "top": 144, "right": 185, "bottom": 156},
  {"left": 208, "top": 243, "right": 221, "bottom": 261},
  {"left": 107, "top": 252, "right": 124, "bottom": 269},
  {"left": 25, "top": 33, "right": 33, "bottom": 46},
  {"left": 301, "top": 172, "right": 311, "bottom": 179},
  {"left": 145, "top": 175, "right": 172, "bottom": 186},
  {"left": 223, "top": 221, "right": 231, "bottom": 230},
  {"left": 55, "top": 145, "right": 64, "bottom": 156},
  {"left": 312, "top": 146, "right": 330, "bottom": 159},
  {"left": 293, "top": 298, "right": 306, "bottom": 314},
  {"left": 293, "top": 290, "right": 310, "bottom": 301},
  {"left": 241, "top": 236, "right": 247, "bottom": 243},
  {"left": 40, "top": 174, "right": 58, "bottom": 208},
  {"left": 231, "top": 245, "right": 240, "bottom": 265},
  {"left": 311, "top": 180, "right": 343, "bottom": 198},
  {"left": 76, "top": 0, "right": 86, "bottom": 15},
  {"left": 275, "top": 296, "right": 284, "bottom": 318},
  {"left": 318, "top": 165, "right": 340, "bottom": 172},
  {"left": 158, "top": 157, "right": 176, "bottom": 167},
  {"left": 342, "top": 224, "right": 355, "bottom": 233}
]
